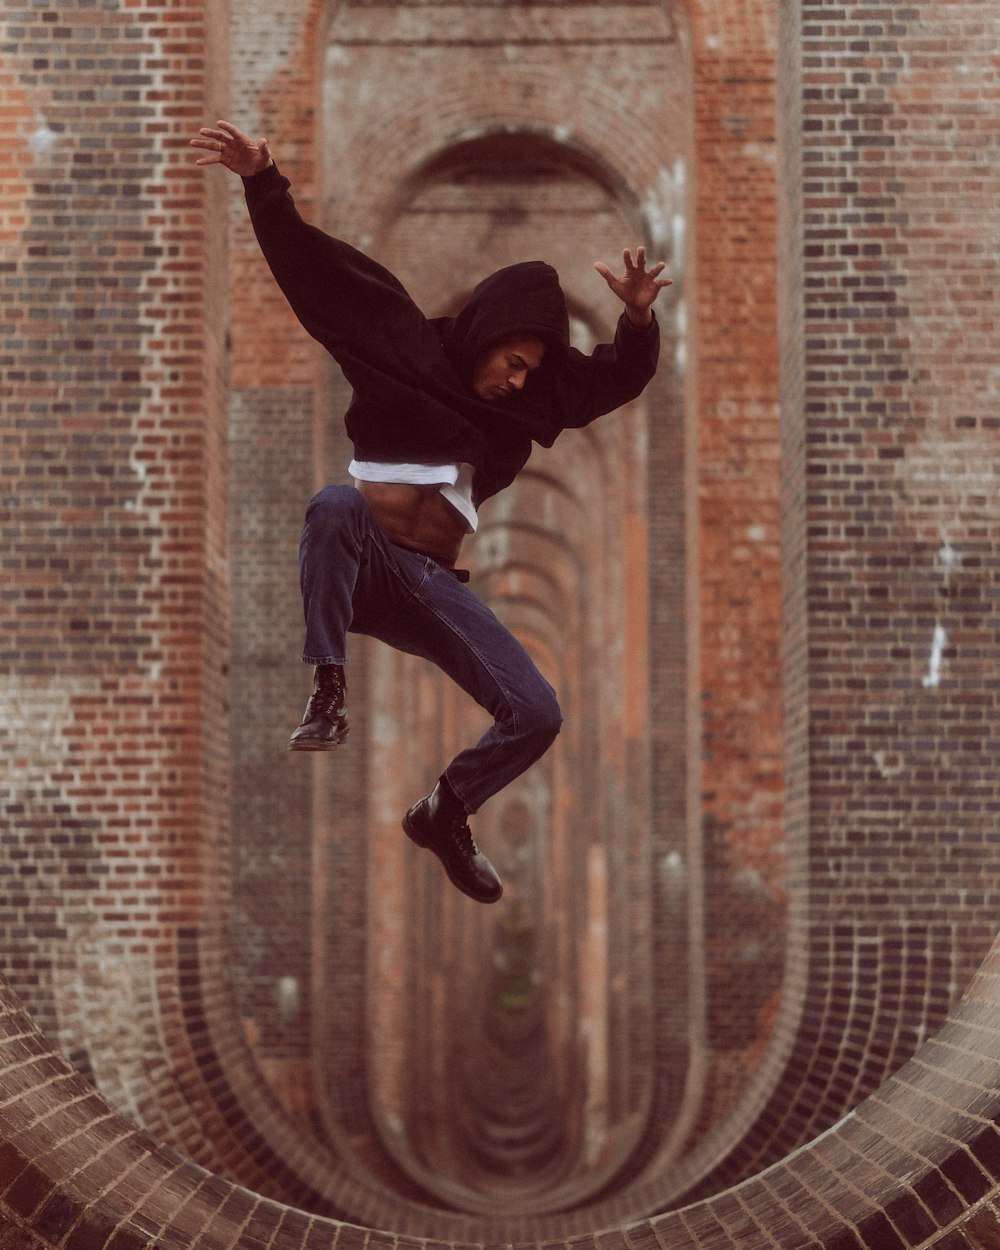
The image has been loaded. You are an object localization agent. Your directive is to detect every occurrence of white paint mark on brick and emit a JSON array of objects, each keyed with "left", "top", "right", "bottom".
[
  {"left": 454, "top": 123, "right": 489, "bottom": 144},
  {"left": 922, "top": 623, "right": 948, "bottom": 689},
  {"left": 277, "top": 975, "right": 300, "bottom": 1021},
  {"left": 741, "top": 140, "right": 777, "bottom": 165},
  {"left": 28, "top": 120, "right": 59, "bottom": 157},
  {"left": 643, "top": 161, "right": 686, "bottom": 262},
  {"left": 128, "top": 452, "right": 148, "bottom": 494},
  {"left": 922, "top": 539, "right": 958, "bottom": 689},
  {"left": 662, "top": 850, "right": 685, "bottom": 877},
  {"left": 675, "top": 338, "right": 687, "bottom": 373},
  {"left": 874, "top": 750, "right": 903, "bottom": 779},
  {"left": 734, "top": 865, "right": 766, "bottom": 893},
  {"left": 674, "top": 298, "right": 687, "bottom": 373},
  {"left": 938, "top": 541, "right": 958, "bottom": 573},
  {"left": 673, "top": 210, "right": 686, "bottom": 266}
]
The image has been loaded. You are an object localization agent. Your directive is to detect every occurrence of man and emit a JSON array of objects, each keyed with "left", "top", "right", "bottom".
[{"left": 192, "top": 120, "right": 671, "bottom": 905}]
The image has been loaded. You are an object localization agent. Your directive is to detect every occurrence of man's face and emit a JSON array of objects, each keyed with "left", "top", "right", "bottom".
[{"left": 471, "top": 335, "right": 546, "bottom": 402}]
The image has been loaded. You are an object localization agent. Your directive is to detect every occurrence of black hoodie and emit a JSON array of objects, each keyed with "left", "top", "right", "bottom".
[{"left": 243, "top": 163, "right": 660, "bottom": 505}]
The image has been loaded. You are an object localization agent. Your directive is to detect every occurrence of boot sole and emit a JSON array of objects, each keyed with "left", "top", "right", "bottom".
[{"left": 287, "top": 730, "right": 349, "bottom": 752}]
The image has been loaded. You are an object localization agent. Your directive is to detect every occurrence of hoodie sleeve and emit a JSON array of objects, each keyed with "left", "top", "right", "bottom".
[
  {"left": 241, "top": 163, "right": 444, "bottom": 383},
  {"left": 241, "top": 163, "right": 503, "bottom": 474},
  {"left": 552, "top": 313, "right": 661, "bottom": 433}
]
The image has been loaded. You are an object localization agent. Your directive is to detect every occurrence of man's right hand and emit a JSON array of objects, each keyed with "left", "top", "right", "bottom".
[{"left": 190, "top": 120, "right": 272, "bottom": 177}]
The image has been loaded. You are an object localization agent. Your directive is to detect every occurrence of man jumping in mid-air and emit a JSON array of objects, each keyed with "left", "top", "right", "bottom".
[{"left": 192, "top": 120, "right": 671, "bottom": 905}]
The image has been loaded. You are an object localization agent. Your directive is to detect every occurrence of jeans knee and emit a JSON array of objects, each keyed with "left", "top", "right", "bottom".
[
  {"left": 309, "top": 483, "right": 362, "bottom": 518},
  {"left": 305, "top": 484, "right": 366, "bottom": 539},
  {"left": 525, "top": 687, "right": 562, "bottom": 750}
]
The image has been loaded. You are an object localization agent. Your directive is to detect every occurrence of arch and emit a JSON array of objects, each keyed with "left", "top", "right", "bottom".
[{"left": 299, "top": 100, "right": 683, "bottom": 1211}]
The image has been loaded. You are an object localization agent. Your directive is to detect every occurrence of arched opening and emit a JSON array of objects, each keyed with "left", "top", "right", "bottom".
[{"left": 304, "top": 125, "right": 684, "bottom": 1213}]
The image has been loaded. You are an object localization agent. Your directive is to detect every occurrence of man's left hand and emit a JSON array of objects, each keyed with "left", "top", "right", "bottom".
[{"left": 594, "top": 247, "right": 672, "bottom": 327}]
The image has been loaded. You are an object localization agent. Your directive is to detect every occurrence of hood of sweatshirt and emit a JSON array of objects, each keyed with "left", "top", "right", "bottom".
[{"left": 442, "top": 261, "right": 571, "bottom": 388}]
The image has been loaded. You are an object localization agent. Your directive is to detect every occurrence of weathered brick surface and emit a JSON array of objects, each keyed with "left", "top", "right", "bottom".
[
  {"left": 1, "top": 0, "right": 1000, "bottom": 1246},
  {"left": 1, "top": 0, "right": 230, "bottom": 1040},
  {"left": 4, "top": 948, "right": 1000, "bottom": 1245}
]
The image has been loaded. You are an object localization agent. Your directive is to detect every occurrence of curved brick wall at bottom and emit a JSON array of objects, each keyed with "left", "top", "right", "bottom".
[{"left": 2, "top": 939, "right": 1000, "bottom": 1249}]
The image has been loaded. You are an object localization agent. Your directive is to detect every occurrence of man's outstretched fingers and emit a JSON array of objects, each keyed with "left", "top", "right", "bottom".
[{"left": 189, "top": 119, "right": 271, "bottom": 176}]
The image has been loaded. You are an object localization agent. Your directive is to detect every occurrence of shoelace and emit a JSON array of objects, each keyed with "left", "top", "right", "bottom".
[
  {"left": 307, "top": 682, "right": 344, "bottom": 721},
  {"left": 448, "top": 816, "right": 479, "bottom": 858}
]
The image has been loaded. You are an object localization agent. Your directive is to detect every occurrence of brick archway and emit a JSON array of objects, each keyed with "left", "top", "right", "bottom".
[
  {"left": 306, "top": 115, "right": 682, "bottom": 1211},
  {"left": 5, "top": 0, "right": 1000, "bottom": 1244}
]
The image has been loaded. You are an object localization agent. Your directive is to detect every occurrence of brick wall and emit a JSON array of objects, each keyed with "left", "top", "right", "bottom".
[
  {"left": 664, "top": 0, "right": 1000, "bottom": 1205},
  {"left": 1, "top": 0, "right": 230, "bottom": 1044},
  {"left": 1, "top": 0, "right": 999, "bottom": 1244}
]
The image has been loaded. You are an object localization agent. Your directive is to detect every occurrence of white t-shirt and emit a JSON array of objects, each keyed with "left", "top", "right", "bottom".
[{"left": 348, "top": 460, "right": 478, "bottom": 533}]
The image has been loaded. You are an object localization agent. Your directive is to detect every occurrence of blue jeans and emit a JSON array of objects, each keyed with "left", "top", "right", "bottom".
[{"left": 298, "top": 485, "right": 562, "bottom": 814}]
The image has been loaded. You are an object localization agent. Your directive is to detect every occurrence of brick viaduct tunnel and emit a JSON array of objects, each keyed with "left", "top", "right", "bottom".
[{"left": 2, "top": 1, "right": 1000, "bottom": 1248}]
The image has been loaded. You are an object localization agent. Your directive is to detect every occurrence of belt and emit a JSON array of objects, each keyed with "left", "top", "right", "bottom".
[
  {"left": 437, "top": 561, "right": 470, "bottom": 583},
  {"left": 389, "top": 536, "right": 470, "bottom": 583}
]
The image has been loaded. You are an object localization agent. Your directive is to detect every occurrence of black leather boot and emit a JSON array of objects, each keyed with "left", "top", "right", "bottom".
[
  {"left": 403, "top": 778, "right": 503, "bottom": 904},
  {"left": 288, "top": 664, "right": 348, "bottom": 751}
]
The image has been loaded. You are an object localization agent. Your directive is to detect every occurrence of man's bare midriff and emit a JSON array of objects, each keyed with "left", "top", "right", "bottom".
[{"left": 358, "top": 481, "right": 467, "bottom": 566}]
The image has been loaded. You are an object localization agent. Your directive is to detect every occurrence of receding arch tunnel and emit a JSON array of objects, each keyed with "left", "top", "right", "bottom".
[{"left": 3, "top": 0, "right": 1000, "bottom": 1246}]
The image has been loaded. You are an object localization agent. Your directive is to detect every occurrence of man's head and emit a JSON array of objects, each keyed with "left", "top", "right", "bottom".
[
  {"left": 471, "top": 334, "right": 546, "bottom": 402},
  {"left": 446, "top": 261, "right": 566, "bottom": 399}
]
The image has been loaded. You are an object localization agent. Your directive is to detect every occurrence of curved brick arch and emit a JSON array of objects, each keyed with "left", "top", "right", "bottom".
[
  {"left": 318, "top": 385, "right": 669, "bottom": 1220},
  {"left": 275, "top": 43, "right": 705, "bottom": 1216},
  {"left": 4, "top": 943, "right": 1000, "bottom": 1246},
  {"left": 284, "top": 73, "right": 697, "bottom": 1211},
  {"left": 319, "top": 59, "right": 691, "bottom": 262}
]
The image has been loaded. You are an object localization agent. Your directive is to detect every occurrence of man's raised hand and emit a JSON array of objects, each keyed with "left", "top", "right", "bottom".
[
  {"left": 190, "top": 120, "right": 272, "bottom": 178},
  {"left": 594, "top": 246, "right": 672, "bottom": 327}
]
